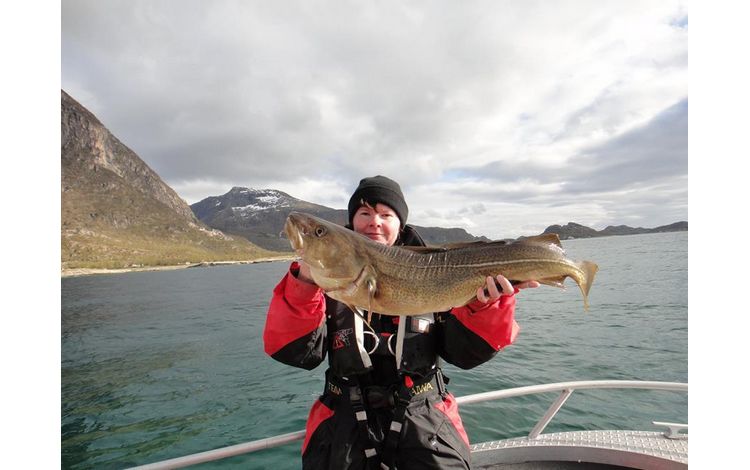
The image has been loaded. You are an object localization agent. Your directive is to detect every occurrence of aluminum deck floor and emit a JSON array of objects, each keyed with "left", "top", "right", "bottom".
[{"left": 470, "top": 430, "right": 688, "bottom": 469}]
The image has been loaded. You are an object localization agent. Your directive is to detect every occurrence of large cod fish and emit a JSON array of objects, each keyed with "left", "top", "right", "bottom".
[{"left": 284, "top": 212, "right": 598, "bottom": 316}]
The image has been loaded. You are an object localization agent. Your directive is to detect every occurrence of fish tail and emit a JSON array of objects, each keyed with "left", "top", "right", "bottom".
[{"left": 576, "top": 260, "right": 599, "bottom": 311}]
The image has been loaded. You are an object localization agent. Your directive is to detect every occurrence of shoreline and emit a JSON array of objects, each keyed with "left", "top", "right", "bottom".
[{"left": 61, "top": 255, "right": 295, "bottom": 278}]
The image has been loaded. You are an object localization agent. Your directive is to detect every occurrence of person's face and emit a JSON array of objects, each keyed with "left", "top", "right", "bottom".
[{"left": 352, "top": 203, "right": 401, "bottom": 246}]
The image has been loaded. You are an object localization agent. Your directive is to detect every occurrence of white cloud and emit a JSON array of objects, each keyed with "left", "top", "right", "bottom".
[{"left": 62, "top": 0, "right": 688, "bottom": 238}]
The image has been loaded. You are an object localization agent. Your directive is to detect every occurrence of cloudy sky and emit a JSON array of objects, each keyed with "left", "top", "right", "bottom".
[{"left": 61, "top": 0, "right": 688, "bottom": 239}]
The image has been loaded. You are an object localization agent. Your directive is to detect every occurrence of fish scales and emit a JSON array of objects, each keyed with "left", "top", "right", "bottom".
[
  {"left": 284, "top": 212, "right": 599, "bottom": 316},
  {"left": 373, "top": 244, "right": 575, "bottom": 312}
]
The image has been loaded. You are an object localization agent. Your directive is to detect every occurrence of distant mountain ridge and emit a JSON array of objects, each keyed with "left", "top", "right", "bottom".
[
  {"left": 190, "top": 188, "right": 687, "bottom": 251},
  {"left": 61, "top": 90, "right": 274, "bottom": 270},
  {"left": 542, "top": 221, "right": 688, "bottom": 240},
  {"left": 190, "top": 187, "right": 488, "bottom": 251},
  {"left": 61, "top": 89, "right": 686, "bottom": 270}
]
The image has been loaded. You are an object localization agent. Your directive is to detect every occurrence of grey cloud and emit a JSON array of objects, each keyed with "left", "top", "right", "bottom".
[
  {"left": 447, "top": 160, "right": 563, "bottom": 189},
  {"left": 453, "top": 98, "right": 687, "bottom": 202},
  {"left": 566, "top": 98, "right": 687, "bottom": 193},
  {"left": 454, "top": 203, "right": 488, "bottom": 216},
  {"left": 62, "top": 0, "right": 687, "bottom": 232},
  {"left": 63, "top": 1, "right": 548, "bottom": 182}
]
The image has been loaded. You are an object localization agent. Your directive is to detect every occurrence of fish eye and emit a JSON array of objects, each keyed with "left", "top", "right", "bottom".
[{"left": 315, "top": 226, "right": 327, "bottom": 237}]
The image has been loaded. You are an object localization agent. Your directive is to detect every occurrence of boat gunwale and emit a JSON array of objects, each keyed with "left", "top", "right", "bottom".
[{"left": 127, "top": 379, "right": 688, "bottom": 470}]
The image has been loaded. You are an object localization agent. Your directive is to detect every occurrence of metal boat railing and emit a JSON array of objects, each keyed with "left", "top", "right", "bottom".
[{"left": 128, "top": 379, "right": 688, "bottom": 470}]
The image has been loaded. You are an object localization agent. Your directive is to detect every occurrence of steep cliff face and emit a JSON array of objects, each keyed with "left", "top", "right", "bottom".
[
  {"left": 61, "top": 90, "right": 272, "bottom": 269},
  {"left": 61, "top": 90, "right": 196, "bottom": 221}
]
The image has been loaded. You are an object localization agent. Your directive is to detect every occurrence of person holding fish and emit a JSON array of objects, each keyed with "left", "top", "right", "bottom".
[{"left": 264, "top": 175, "right": 540, "bottom": 470}]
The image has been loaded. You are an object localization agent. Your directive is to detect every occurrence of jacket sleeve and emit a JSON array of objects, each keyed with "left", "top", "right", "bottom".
[
  {"left": 437, "top": 288, "right": 520, "bottom": 370},
  {"left": 263, "top": 262, "right": 328, "bottom": 370}
]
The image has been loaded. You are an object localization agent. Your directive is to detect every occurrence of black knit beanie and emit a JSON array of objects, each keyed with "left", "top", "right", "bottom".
[{"left": 347, "top": 175, "right": 409, "bottom": 228}]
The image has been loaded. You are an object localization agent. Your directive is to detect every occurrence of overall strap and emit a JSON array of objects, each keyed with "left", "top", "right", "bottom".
[
  {"left": 379, "top": 369, "right": 446, "bottom": 470},
  {"left": 380, "top": 376, "right": 410, "bottom": 470},
  {"left": 353, "top": 308, "right": 374, "bottom": 369},
  {"left": 394, "top": 315, "right": 407, "bottom": 369},
  {"left": 348, "top": 381, "right": 382, "bottom": 468}
]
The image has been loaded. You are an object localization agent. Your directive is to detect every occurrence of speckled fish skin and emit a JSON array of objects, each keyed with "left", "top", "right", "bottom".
[{"left": 284, "top": 212, "right": 599, "bottom": 316}]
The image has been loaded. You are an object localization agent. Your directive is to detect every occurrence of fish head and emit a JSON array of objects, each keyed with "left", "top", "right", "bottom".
[{"left": 284, "top": 212, "right": 369, "bottom": 289}]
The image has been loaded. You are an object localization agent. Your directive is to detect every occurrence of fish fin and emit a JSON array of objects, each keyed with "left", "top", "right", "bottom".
[
  {"left": 345, "top": 265, "right": 378, "bottom": 298},
  {"left": 514, "top": 233, "right": 563, "bottom": 248},
  {"left": 576, "top": 260, "right": 599, "bottom": 311},
  {"left": 366, "top": 277, "right": 376, "bottom": 323},
  {"left": 366, "top": 278, "right": 377, "bottom": 299},
  {"left": 362, "top": 266, "right": 378, "bottom": 298},
  {"left": 537, "top": 276, "right": 568, "bottom": 289},
  {"left": 341, "top": 282, "right": 358, "bottom": 297}
]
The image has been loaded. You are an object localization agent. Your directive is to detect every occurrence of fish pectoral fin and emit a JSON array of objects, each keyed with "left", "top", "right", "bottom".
[
  {"left": 341, "top": 281, "right": 359, "bottom": 297},
  {"left": 360, "top": 265, "right": 377, "bottom": 296},
  {"left": 366, "top": 277, "right": 376, "bottom": 310},
  {"left": 341, "top": 264, "right": 378, "bottom": 298},
  {"left": 352, "top": 264, "right": 378, "bottom": 312},
  {"left": 366, "top": 277, "right": 377, "bottom": 297}
]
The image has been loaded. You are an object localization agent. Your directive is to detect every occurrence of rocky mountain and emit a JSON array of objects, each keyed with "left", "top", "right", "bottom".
[
  {"left": 191, "top": 188, "right": 687, "bottom": 250},
  {"left": 542, "top": 221, "right": 688, "bottom": 240},
  {"left": 542, "top": 222, "right": 601, "bottom": 239},
  {"left": 190, "top": 187, "right": 348, "bottom": 251},
  {"left": 61, "top": 90, "right": 275, "bottom": 270},
  {"left": 191, "top": 188, "right": 488, "bottom": 251}
]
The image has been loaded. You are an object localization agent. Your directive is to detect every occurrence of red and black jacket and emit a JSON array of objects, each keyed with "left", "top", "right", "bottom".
[
  {"left": 263, "top": 225, "right": 520, "bottom": 377},
  {"left": 263, "top": 225, "right": 521, "bottom": 468}
]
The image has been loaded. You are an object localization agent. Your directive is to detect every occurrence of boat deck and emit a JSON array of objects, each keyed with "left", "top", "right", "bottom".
[
  {"left": 471, "top": 429, "right": 687, "bottom": 470},
  {"left": 126, "top": 381, "right": 688, "bottom": 470}
]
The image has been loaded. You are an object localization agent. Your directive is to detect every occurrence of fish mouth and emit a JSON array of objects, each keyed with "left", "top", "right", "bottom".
[{"left": 284, "top": 213, "right": 306, "bottom": 252}]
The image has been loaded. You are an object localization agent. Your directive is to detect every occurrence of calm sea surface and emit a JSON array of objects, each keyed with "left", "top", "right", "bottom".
[{"left": 61, "top": 232, "right": 688, "bottom": 469}]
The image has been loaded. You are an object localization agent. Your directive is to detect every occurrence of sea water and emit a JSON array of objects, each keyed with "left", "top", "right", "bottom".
[{"left": 61, "top": 232, "right": 688, "bottom": 469}]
